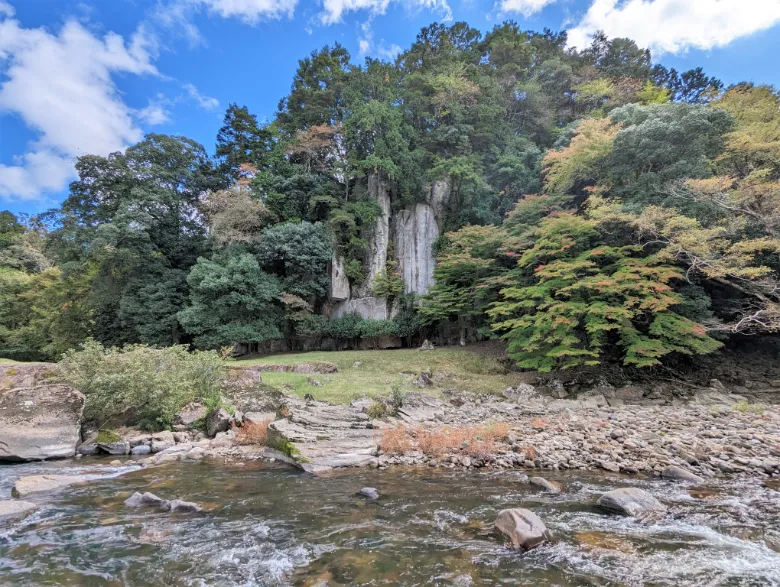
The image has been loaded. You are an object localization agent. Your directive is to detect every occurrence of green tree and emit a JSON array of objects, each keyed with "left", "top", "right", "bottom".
[{"left": 178, "top": 248, "right": 283, "bottom": 348}]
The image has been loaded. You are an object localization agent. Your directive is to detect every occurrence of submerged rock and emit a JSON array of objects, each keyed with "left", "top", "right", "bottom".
[
  {"left": 0, "top": 500, "right": 37, "bottom": 521},
  {"left": 529, "top": 477, "right": 561, "bottom": 493},
  {"left": 494, "top": 508, "right": 551, "bottom": 550},
  {"left": 12, "top": 474, "right": 87, "bottom": 498},
  {"left": 125, "top": 492, "right": 168, "bottom": 508},
  {"left": 662, "top": 465, "right": 704, "bottom": 484},
  {"left": 0, "top": 384, "right": 85, "bottom": 461},
  {"left": 358, "top": 487, "right": 379, "bottom": 499},
  {"left": 125, "top": 492, "right": 201, "bottom": 513},
  {"left": 596, "top": 488, "right": 667, "bottom": 517}
]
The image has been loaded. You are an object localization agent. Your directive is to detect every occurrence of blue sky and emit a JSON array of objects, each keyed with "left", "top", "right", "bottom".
[{"left": 2, "top": 0, "right": 780, "bottom": 215}]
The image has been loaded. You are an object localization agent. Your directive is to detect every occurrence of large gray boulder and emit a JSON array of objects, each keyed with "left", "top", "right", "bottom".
[
  {"left": 596, "top": 488, "right": 667, "bottom": 517},
  {"left": 0, "top": 500, "right": 37, "bottom": 521},
  {"left": 0, "top": 384, "right": 85, "bottom": 461},
  {"left": 662, "top": 465, "right": 704, "bottom": 484},
  {"left": 494, "top": 508, "right": 551, "bottom": 550}
]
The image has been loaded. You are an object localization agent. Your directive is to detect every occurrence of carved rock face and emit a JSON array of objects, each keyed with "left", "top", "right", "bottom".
[{"left": 394, "top": 202, "right": 438, "bottom": 295}]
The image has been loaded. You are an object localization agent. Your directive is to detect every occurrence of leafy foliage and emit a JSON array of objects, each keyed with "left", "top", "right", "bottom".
[{"left": 59, "top": 340, "right": 225, "bottom": 430}]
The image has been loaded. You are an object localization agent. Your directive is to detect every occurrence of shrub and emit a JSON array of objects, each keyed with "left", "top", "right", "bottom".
[{"left": 59, "top": 340, "right": 225, "bottom": 431}]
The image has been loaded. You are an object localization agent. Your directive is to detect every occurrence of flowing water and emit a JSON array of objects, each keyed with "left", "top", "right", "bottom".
[{"left": 0, "top": 457, "right": 779, "bottom": 586}]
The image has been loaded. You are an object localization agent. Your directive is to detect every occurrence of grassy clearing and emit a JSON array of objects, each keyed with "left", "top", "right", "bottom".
[{"left": 232, "top": 347, "right": 520, "bottom": 404}]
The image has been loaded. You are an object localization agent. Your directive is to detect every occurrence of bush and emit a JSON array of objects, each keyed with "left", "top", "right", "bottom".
[{"left": 59, "top": 340, "right": 225, "bottom": 431}]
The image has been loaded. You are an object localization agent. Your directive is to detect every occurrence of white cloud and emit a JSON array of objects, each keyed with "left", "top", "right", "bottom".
[
  {"left": 0, "top": 1, "right": 14, "bottom": 18},
  {"left": 319, "top": 0, "right": 452, "bottom": 25},
  {"left": 193, "top": 0, "right": 298, "bottom": 22},
  {"left": 567, "top": 0, "right": 780, "bottom": 54},
  {"left": 137, "top": 96, "right": 172, "bottom": 125},
  {"left": 184, "top": 82, "right": 219, "bottom": 111},
  {"left": 0, "top": 13, "right": 158, "bottom": 200},
  {"left": 498, "top": 0, "right": 557, "bottom": 17}
]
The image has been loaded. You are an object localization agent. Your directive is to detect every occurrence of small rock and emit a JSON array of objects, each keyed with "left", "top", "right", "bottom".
[
  {"left": 358, "top": 487, "right": 379, "bottom": 499},
  {"left": 109, "top": 459, "right": 122, "bottom": 466},
  {"left": 419, "top": 339, "right": 435, "bottom": 351},
  {"left": 662, "top": 465, "right": 704, "bottom": 484},
  {"left": 494, "top": 508, "right": 551, "bottom": 550},
  {"left": 353, "top": 361, "right": 363, "bottom": 367},
  {"left": 306, "top": 377, "right": 323, "bottom": 387},
  {"left": 0, "top": 500, "right": 37, "bottom": 520},
  {"left": 596, "top": 488, "right": 667, "bottom": 517},
  {"left": 172, "top": 431, "right": 190, "bottom": 444},
  {"left": 529, "top": 477, "right": 561, "bottom": 493}
]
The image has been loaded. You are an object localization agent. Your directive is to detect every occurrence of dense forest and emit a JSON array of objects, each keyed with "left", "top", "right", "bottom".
[{"left": 1, "top": 22, "right": 778, "bottom": 373}]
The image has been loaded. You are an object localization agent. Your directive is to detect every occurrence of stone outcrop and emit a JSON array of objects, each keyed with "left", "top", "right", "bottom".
[
  {"left": 329, "top": 174, "right": 451, "bottom": 320},
  {"left": 266, "top": 396, "right": 378, "bottom": 473},
  {"left": 12, "top": 475, "right": 88, "bottom": 498},
  {"left": 361, "top": 172, "right": 391, "bottom": 296},
  {"left": 0, "top": 384, "right": 85, "bottom": 461},
  {"left": 329, "top": 253, "right": 350, "bottom": 301},
  {"left": 254, "top": 362, "right": 337, "bottom": 374},
  {"left": 494, "top": 508, "right": 551, "bottom": 550},
  {"left": 596, "top": 488, "right": 667, "bottom": 517},
  {"left": 332, "top": 296, "right": 391, "bottom": 320}
]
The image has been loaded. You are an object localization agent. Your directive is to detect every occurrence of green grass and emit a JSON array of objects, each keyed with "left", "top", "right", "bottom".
[{"left": 232, "top": 347, "right": 519, "bottom": 404}]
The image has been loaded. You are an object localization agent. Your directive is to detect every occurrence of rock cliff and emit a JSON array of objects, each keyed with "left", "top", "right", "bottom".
[{"left": 330, "top": 173, "right": 450, "bottom": 319}]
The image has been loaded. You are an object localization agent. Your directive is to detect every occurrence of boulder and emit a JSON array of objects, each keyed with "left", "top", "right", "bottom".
[
  {"left": 125, "top": 491, "right": 168, "bottom": 508},
  {"left": 98, "top": 440, "right": 130, "bottom": 456},
  {"left": 662, "top": 465, "right": 704, "bottom": 484},
  {"left": 358, "top": 487, "right": 379, "bottom": 499},
  {"left": 529, "top": 477, "right": 562, "bottom": 493},
  {"left": 206, "top": 408, "right": 232, "bottom": 437},
  {"left": 172, "top": 403, "right": 207, "bottom": 432},
  {"left": 419, "top": 339, "right": 435, "bottom": 351},
  {"left": 0, "top": 384, "right": 85, "bottom": 461},
  {"left": 494, "top": 508, "right": 551, "bottom": 550},
  {"left": 0, "top": 500, "right": 37, "bottom": 521},
  {"left": 596, "top": 488, "right": 667, "bottom": 517},
  {"left": 77, "top": 443, "right": 100, "bottom": 456},
  {"left": 131, "top": 445, "right": 152, "bottom": 455},
  {"left": 151, "top": 431, "right": 175, "bottom": 453},
  {"left": 167, "top": 499, "right": 202, "bottom": 513},
  {"left": 12, "top": 474, "right": 87, "bottom": 498}
]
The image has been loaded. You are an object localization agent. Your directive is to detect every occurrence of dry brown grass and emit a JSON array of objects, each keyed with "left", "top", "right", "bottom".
[
  {"left": 235, "top": 419, "right": 273, "bottom": 445},
  {"left": 379, "top": 422, "right": 511, "bottom": 458},
  {"left": 379, "top": 425, "right": 414, "bottom": 454}
]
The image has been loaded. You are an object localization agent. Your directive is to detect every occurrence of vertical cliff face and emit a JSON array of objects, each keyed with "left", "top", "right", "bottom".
[
  {"left": 330, "top": 173, "right": 450, "bottom": 319},
  {"left": 394, "top": 203, "right": 438, "bottom": 295}
]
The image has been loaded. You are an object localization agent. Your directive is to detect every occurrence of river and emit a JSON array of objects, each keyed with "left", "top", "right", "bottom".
[{"left": 1, "top": 457, "right": 779, "bottom": 585}]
